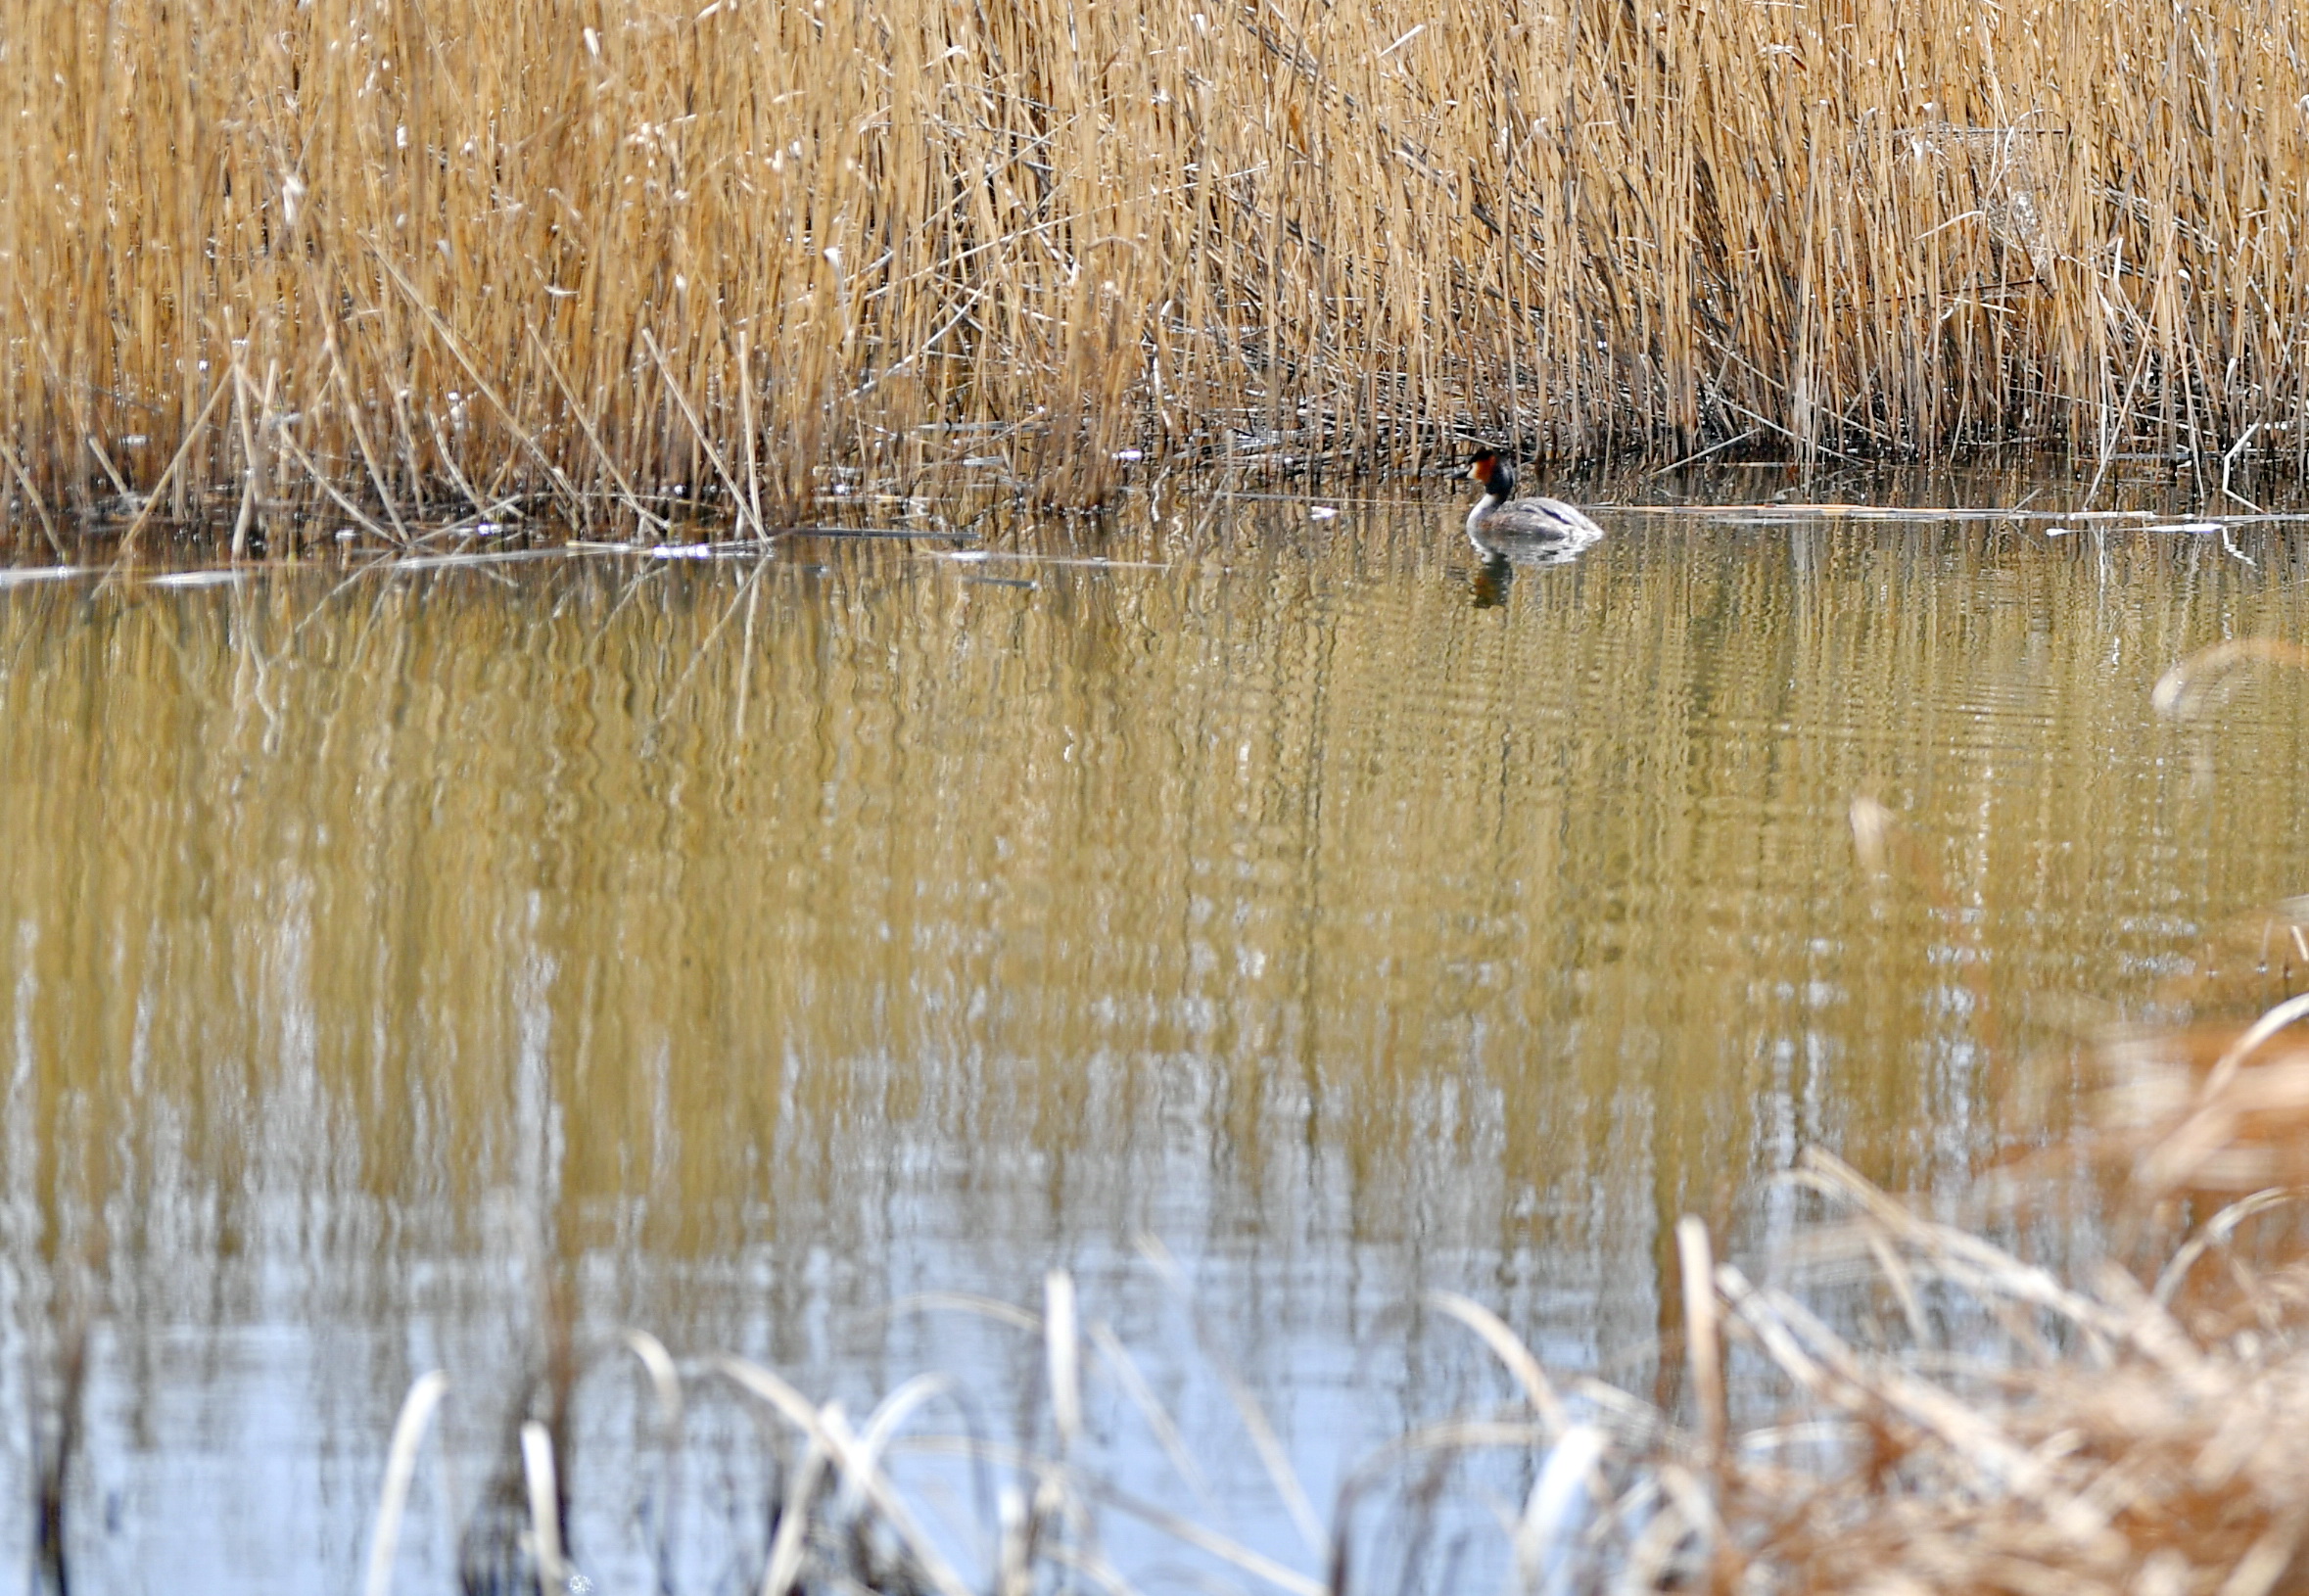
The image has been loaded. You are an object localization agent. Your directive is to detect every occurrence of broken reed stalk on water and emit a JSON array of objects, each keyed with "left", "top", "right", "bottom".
[
  {"left": 5, "top": 0, "right": 2309, "bottom": 546},
  {"left": 346, "top": 1001, "right": 2309, "bottom": 1596}
]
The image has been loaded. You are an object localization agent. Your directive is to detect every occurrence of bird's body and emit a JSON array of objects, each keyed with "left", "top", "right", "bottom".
[{"left": 1464, "top": 450, "right": 1605, "bottom": 556}]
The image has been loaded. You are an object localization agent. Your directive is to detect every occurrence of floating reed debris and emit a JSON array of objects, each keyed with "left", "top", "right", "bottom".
[{"left": 5, "top": 0, "right": 2309, "bottom": 545}]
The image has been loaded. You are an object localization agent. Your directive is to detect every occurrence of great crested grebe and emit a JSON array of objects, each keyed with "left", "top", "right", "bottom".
[{"left": 1464, "top": 449, "right": 1605, "bottom": 548}]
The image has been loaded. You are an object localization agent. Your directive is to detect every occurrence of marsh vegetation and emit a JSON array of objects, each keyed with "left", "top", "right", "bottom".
[
  {"left": 11, "top": 4, "right": 2309, "bottom": 1589},
  {"left": 5, "top": 0, "right": 2309, "bottom": 548}
]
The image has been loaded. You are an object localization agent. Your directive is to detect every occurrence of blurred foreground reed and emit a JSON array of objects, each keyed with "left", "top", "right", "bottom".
[
  {"left": 325, "top": 974, "right": 2309, "bottom": 1596},
  {"left": 5, "top": 0, "right": 2309, "bottom": 550}
]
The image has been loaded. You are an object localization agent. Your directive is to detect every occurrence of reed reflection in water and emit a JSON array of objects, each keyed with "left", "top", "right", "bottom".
[{"left": 3, "top": 488, "right": 2308, "bottom": 1587}]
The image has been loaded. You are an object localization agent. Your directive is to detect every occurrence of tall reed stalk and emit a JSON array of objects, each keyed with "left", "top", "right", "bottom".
[{"left": 4, "top": 0, "right": 2307, "bottom": 540}]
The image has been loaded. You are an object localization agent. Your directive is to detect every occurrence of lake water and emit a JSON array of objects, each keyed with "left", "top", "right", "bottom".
[{"left": 4, "top": 467, "right": 2308, "bottom": 1592}]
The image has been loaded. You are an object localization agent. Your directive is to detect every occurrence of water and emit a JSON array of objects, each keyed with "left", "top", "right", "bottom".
[{"left": 4, "top": 472, "right": 2308, "bottom": 1591}]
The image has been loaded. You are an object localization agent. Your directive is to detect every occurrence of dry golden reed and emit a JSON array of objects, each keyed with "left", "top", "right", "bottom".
[{"left": 3, "top": 0, "right": 2308, "bottom": 542}]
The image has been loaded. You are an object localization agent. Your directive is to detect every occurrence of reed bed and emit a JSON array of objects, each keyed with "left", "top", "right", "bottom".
[{"left": 5, "top": 0, "right": 2309, "bottom": 548}]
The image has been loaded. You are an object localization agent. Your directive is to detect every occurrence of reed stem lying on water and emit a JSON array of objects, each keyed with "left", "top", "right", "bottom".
[{"left": 5, "top": 0, "right": 2309, "bottom": 543}]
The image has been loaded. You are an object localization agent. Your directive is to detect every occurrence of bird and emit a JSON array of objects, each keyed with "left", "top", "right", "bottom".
[{"left": 1463, "top": 449, "right": 1605, "bottom": 555}]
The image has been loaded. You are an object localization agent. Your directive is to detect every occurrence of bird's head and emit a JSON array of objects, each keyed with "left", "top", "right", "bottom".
[{"left": 1466, "top": 449, "right": 1515, "bottom": 494}]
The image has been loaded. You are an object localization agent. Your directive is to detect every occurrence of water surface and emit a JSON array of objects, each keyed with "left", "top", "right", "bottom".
[{"left": 4, "top": 471, "right": 2307, "bottom": 1590}]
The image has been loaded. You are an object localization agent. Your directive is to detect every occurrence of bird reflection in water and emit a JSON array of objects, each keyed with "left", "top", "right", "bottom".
[
  {"left": 1465, "top": 536, "right": 1595, "bottom": 605},
  {"left": 1469, "top": 550, "right": 1515, "bottom": 607}
]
